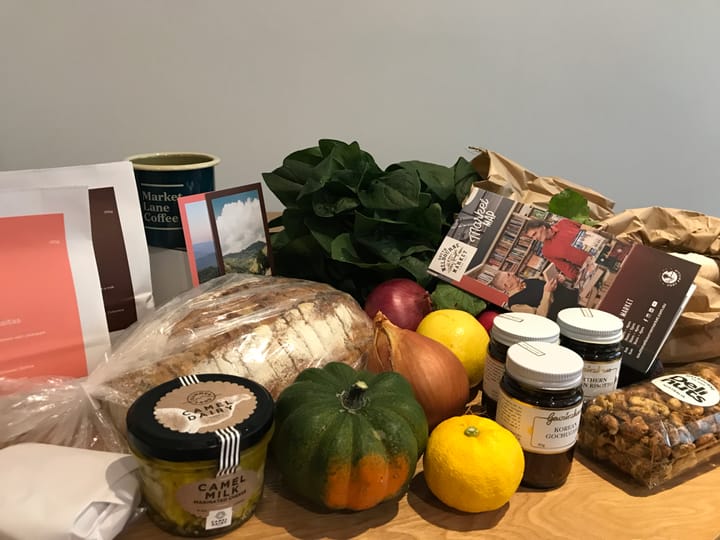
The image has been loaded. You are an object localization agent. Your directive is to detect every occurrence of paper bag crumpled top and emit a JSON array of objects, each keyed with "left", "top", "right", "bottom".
[
  {"left": 470, "top": 147, "right": 720, "bottom": 364},
  {"left": 0, "top": 443, "right": 140, "bottom": 540},
  {"left": 600, "top": 206, "right": 720, "bottom": 363},
  {"left": 470, "top": 148, "right": 616, "bottom": 221}
]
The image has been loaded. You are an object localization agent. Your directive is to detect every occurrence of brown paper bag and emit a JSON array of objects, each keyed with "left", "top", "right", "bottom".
[
  {"left": 469, "top": 147, "right": 720, "bottom": 364},
  {"left": 469, "top": 148, "right": 616, "bottom": 221},
  {"left": 600, "top": 207, "right": 720, "bottom": 363}
]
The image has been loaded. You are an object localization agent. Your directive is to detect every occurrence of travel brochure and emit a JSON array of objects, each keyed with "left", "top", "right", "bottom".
[
  {"left": 428, "top": 186, "right": 700, "bottom": 374},
  {"left": 178, "top": 183, "right": 273, "bottom": 286}
]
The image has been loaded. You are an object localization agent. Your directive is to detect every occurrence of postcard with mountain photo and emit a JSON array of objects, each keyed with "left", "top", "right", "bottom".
[
  {"left": 178, "top": 193, "right": 223, "bottom": 286},
  {"left": 179, "top": 183, "right": 273, "bottom": 286}
]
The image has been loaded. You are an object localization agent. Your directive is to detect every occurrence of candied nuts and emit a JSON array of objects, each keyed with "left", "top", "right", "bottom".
[{"left": 577, "top": 362, "right": 720, "bottom": 488}]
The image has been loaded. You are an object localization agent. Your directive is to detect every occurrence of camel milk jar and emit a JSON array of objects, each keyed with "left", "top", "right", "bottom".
[
  {"left": 556, "top": 307, "right": 624, "bottom": 401},
  {"left": 496, "top": 341, "right": 584, "bottom": 489},
  {"left": 126, "top": 374, "right": 274, "bottom": 537},
  {"left": 481, "top": 312, "right": 560, "bottom": 419}
]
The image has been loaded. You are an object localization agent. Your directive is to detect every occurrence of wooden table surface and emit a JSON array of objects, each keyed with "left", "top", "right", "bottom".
[{"left": 118, "top": 451, "right": 720, "bottom": 540}]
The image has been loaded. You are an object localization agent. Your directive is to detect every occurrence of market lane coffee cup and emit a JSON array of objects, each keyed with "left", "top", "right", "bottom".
[{"left": 128, "top": 152, "right": 220, "bottom": 249}]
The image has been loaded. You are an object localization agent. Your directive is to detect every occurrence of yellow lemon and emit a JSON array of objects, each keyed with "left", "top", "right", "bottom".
[
  {"left": 416, "top": 309, "right": 489, "bottom": 387},
  {"left": 423, "top": 415, "right": 524, "bottom": 513}
]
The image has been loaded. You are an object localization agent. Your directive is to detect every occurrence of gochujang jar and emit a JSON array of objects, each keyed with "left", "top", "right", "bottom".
[
  {"left": 126, "top": 373, "right": 274, "bottom": 537},
  {"left": 496, "top": 341, "right": 584, "bottom": 489}
]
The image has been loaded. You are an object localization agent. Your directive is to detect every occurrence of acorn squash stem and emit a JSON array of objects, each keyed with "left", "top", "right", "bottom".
[{"left": 342, "top": 381, "right": 369, "bottom": 410}]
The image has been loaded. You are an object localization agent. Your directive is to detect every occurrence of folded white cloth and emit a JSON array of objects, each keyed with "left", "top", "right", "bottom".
[{"left": 0, "top": 443, "right": 140, "bottom": 540}]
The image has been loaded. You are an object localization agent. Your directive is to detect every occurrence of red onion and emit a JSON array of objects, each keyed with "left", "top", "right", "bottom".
[{"left": 364, "top": 278, "right": 432, "bottom": 330}]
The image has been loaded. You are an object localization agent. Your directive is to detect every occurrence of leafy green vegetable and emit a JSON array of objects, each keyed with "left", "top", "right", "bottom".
[
  {"left": 548, "top": 188, "right": 596, "bottom": 226},
  {"left": 430, "top": 283, "right": 487, "bottom": 316},
  {"left": 264, "top": 139, "right": 479, "bottom": 302}
]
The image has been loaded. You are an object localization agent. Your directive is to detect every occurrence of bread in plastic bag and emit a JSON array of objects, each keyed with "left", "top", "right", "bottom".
[
  {"left": 89, "top": 273, "right": 373, "bottom": 436},
  {"left": 577, "top": 361, "right": 720, "bottom": 488},
  {"left": 1, "top": 273, "right": 373, "bottom": 451}
]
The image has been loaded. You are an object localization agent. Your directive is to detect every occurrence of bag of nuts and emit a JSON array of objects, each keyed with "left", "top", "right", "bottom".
[{"left": 577, "top": 361, "right": 720, "bottom": 488}]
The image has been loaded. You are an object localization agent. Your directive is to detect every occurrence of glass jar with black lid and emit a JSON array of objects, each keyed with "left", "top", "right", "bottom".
[
  {"left": 496, "top": 341, "right": 584, "bottom": 489},
  {"left": 481, "top": 312, "right": 560, "bottom": 419},
  {"left": 556, "top": 307, "right": 624, "bottom": 402},
  {"left": 126, "top": 373, "right": 275, "bottom": 537}
]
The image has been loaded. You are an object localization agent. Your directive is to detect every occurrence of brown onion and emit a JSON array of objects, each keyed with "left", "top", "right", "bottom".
[
  {"left": 367, "top": 312, "right": 470, "bottom": 429},
  {"left": 364, "top": 278, "right": 432, "bottom": 330}
]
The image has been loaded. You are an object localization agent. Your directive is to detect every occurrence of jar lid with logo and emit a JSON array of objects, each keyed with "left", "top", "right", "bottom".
[
  {"left": 491, "top": 312, "right": 560, "bottom": 346},
  {"left": 506, "top": 341, "right": 584, "bottom": 391},
  {"left": 126, "top": 374, "right": 274, "bottom": 462},
  {"left": 556, "top": 307, "right": 624, "bottom": 345}
]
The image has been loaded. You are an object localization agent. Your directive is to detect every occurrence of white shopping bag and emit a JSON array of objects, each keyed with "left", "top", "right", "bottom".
[{"left": 0, "top": 161, "right": 154, "bottom": 334}]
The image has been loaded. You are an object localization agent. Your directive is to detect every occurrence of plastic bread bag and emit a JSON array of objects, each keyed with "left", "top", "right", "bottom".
[
  {"left": 577, "top": 361, "right": 720, "bottom": 489},
  {"left": 1, "top": 273, "right": 373, "bottom": 451},
  {"left": 0, "top": 376, "right": 126, "bottom": 452},
  {"left": 87, "top": 272, "right": 374, "bottom": 436}
]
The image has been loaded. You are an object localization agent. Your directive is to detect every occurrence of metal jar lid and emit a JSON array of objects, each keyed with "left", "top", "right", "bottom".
[
  {"left": 126, "top": 373, "right": 274, "bottom": 462},
  {"left": 506, "top": 341, "right": 584, "bottom": 391},
  {"left": 556, "top": 307, "right": 624, "bottom": 344},
  {"left": 491, "top": 312, "right": 560, "bottom": 346}
]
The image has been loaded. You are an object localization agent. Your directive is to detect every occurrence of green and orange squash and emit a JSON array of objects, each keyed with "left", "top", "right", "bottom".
[{"left": 270, "top": 362, "right": 428, "bottom": 511}]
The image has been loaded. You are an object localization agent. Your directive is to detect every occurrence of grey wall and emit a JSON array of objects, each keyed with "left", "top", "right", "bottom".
[{"left": 2, "top": 1, "right": 719, "bottom": 217}]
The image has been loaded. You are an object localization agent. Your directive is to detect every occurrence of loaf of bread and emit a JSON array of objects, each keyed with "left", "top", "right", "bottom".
[
  {"left": 90, "top": 273, "right": 374, "bottom": 433},
  {"left": 577, "top": 362, "right": 720, "bottom": 488}
]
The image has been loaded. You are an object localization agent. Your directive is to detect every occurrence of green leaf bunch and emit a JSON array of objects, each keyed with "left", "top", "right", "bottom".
[
  {"left": 263, "top": 139, "right": 479, "bottom": 302},
  {"left": 429, "top": 283, "right": 487, "bottom": 316},
  {"left": 548, "top": 188, "right": 596, "bottom": 226}
]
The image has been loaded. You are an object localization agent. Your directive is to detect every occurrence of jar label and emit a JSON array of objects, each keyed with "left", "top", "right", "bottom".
[
  {"left": 154, "top": 381, "right": 258, "bottom": 434},
  {"left": 496, "top": 390, "right": 582, "bottom": 454},
  {"left": 651, "top": 373, "right": 720, "bottom": 406},
  {"left": 205, "top": 507, "right": 233, "bottom": 530},
  {"left": 582, "top": 358, "right": 622, "bottom": 399},
  {"left": 175, "top": 469, "right": 261, "bottom": 520},
  {"left": 482, "top": 354, "right": 505, "bottom": 401}
]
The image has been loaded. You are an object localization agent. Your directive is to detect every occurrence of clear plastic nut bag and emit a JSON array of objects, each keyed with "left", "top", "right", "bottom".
[{"left": 577, "top": 361, "right": 720, "bottom": 488}]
